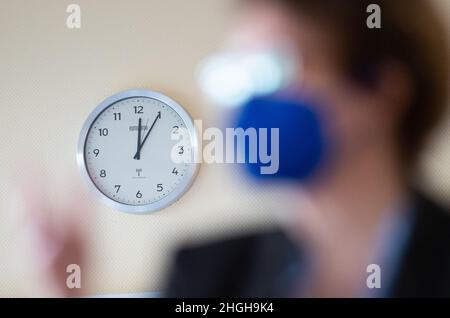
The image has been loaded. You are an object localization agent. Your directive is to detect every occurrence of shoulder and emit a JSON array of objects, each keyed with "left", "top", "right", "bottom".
[
  {"left": 175, "top": 229, "right": 291, "bottom": 263},
  {"left": 412, "top": 191, "right": 450, "bottom": 238},
  {"left": 165, "top": 228, "right": 297, "bottom": 297},
  {"left": 393, "top": 191, "right": 450, "bottom": 297}
]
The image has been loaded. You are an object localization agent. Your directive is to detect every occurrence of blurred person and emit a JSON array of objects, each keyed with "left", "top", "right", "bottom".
[{"left": 166, "top": 0, "right": 450, "bottom": 297}]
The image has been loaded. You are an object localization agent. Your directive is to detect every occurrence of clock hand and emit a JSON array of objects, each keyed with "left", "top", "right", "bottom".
[
  {"left": 133, "top": 111, "right": 161, "bottom": 160},
  {"left": 134, "top": 117, "right": 142, "bottom": 160}
]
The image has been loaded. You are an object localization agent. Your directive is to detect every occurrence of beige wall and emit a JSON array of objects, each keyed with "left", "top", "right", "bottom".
[{"left": 0, "top": 0, "right": 449, "bottom": 296}]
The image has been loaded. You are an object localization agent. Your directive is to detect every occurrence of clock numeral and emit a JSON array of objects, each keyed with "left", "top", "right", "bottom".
[
  {"left": 133, "top": 106, "right": 143, "bottom": 114},
  {"left": 157, "top": 184, "right": 163, "bottom": 192},
  {"left": 136, "top": 191, "right": 142, "bottom": 198},
  {"left": 172, "top": 126, "right": 179, "bottom": 134},
  {"left": 113, "top": 112, "right": 121, "bottom": 120},
  {"left": 93, "top": 149, "right": 100, "bottom": 157},
  {"left": 114, "top": 185, "right": 121, "bottom": 193},
  {"left": 172, "top": 168, "right": 178, "bottom": 175},
  {"left": 178, "top": 146, "right": 184, "bottom": 155},
  {"left": 99, "top": 128, "right": 108, "bottom": 136},
  {"left": 100, "top": 170, "right": 106, "bottom": 178}
]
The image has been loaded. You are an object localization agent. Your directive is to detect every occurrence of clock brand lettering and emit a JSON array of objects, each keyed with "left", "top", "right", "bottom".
[{"left": 129, "top": 125, "right": 148, "bottom": 131}]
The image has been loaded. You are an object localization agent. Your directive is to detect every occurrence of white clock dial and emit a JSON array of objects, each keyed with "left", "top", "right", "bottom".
[{"left": 77, "top": 90, "right": 199, "bottom": 214}]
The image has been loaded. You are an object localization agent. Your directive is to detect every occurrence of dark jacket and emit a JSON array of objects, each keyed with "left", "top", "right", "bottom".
[{"left": 166, "top": 192, "right": 450, "bottom": 297}]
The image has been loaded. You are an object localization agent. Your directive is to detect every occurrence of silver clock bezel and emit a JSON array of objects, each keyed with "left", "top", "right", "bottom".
[{"left": 77, "top": 89, "right": 200, "bottom": 214}]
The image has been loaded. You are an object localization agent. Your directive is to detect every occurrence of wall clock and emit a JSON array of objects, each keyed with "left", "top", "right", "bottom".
[{"left": 77, "top": 89, "right": 199, "bottom": 214}]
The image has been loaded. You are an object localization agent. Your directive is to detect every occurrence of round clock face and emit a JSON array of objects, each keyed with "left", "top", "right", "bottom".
[{"left": 77, "top": 89, "right": 199, "bottom": 214}]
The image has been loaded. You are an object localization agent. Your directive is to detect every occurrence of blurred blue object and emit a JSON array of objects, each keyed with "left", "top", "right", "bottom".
[{"left": 234, "top": 94, "right": 329, "bottom": 182}]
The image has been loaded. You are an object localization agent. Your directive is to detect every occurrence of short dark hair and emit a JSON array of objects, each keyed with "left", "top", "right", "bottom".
[{"left": 260, "top": 0, "right": 449, "bottom": 166}]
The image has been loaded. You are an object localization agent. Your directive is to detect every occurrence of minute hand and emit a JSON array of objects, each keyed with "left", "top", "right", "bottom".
[
  {"left": 135, "top": 117, "right": 142, "bottom": 160},
  {"left": 133, "top": 111, "right": 161, "bottom": 160}
]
